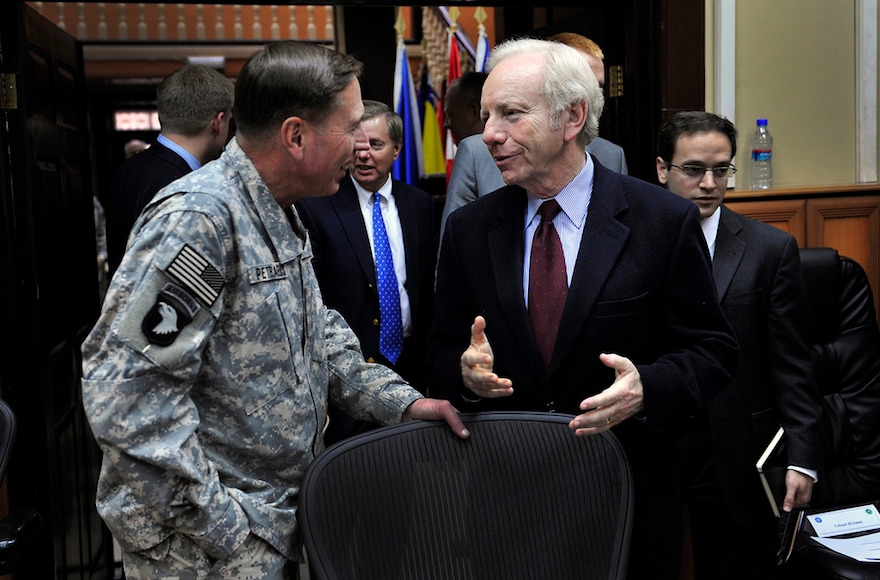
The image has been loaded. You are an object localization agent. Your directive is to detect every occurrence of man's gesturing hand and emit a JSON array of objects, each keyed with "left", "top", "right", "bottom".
[{"left": 460, "top": 316, "right": 514, "bottom": 399}]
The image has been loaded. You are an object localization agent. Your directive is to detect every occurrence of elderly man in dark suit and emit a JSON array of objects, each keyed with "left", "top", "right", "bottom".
[
  {"left": 297, "top": 100, "right": 437, "bottom": 444},
  {"left": 656, "top": 111, "right": 823, "bottom": 579},
  {"left": 429, "top": 38, "right": 738, "bottom": 580},
  {"left": 105, "top": 63, "right": 234, "bottom": 274}
]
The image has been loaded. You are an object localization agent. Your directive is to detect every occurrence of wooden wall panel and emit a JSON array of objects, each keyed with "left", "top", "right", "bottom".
[
  {"left": 725, "top": 187, "right": 880, "bottom": 326},
  {"left": 806, "top": 196, "right": 880, "bottom": 317},
  {"left": 724, "top": 199, "right": 807, "bottom": 246}
]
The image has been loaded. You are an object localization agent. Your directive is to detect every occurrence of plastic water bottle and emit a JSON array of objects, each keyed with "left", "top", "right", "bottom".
[{"left": 750, "top": 118, "right": 773, "bottom": 189}]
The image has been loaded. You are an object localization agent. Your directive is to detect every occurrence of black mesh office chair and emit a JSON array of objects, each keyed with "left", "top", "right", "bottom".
[
  {"left": 0, "top": 398, "right": 42, "bottom": 575},
  {"left": 298, "top": 411, "right": 634, "bottom": 580}
]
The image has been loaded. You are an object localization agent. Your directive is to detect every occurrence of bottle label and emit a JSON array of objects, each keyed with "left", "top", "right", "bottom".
[{"left": 752, "top": 149, "right": 772, "bottom": 161}]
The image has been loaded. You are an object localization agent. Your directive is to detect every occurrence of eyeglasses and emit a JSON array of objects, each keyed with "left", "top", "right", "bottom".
[{"left": 665, "top": 162, "right": 737, "bottom": 180}]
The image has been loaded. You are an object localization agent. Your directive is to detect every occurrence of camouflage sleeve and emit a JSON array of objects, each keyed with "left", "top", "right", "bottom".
[
  {"left": 322, "top": 308, "right": 422, "bottom": 425},
  {"left": 82, "top": 201, "right": 250, "bottom": 559}
]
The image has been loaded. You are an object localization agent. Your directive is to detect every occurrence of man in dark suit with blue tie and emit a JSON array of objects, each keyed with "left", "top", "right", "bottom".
[
  {"left": 656, "top": 111, "right": 823, "bottom": 579},
  {"left": 105, "top": 64, "right": 234, "bottom": 274},
  {"left": 297, "top": 100, "right": 437, "bottom": 444},
  {"left": 429, "top": 38, "right": 738, "bottom": 580}
]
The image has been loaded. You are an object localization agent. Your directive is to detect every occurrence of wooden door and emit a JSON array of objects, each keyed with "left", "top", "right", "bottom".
[{"left": 0, "top": 3, "right": 112, "bottom": 578}]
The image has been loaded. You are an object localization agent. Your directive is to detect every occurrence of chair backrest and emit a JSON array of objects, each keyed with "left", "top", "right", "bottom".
[
  {"left": 798, "top": 247, "right": 880, "bottom": 507},
  {"left": 0, "top": 399, "right": 17, "bottom": 486},
  {"left": 298, "top": 411, "right": 634, "bottom": 580}
]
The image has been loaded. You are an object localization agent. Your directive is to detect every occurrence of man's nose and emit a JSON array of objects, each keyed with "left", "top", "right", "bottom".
[
  {"left": 482, "top": 118, "right": 502, "bottom": 145},
  {"left": 700, "top": 169, "right": 717, "bottom": 188},
  {"left": 353, "top": 125, "right": 369, "bottom": 152}
]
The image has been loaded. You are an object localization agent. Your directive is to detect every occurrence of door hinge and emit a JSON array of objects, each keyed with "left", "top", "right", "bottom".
[
  {"left": 608, "top": 65, "right": 623, "bottom": 98},
  {"left": 1, "top": 74, "right": 18, "bottom": 110}
]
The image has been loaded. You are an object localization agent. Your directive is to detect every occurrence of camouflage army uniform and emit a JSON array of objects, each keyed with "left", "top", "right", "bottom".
[{"left": 81, "top": 138, "right": 422, "bottom": 572}]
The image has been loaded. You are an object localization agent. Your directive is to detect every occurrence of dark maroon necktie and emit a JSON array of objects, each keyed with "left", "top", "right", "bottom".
[{"left": 528, "top": 199, "right": 567, "bottom": 368}]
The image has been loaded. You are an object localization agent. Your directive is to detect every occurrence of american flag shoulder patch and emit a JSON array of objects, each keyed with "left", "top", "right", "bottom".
[{"left": 167, "top": 244, "right": 225, "bottom": 306}]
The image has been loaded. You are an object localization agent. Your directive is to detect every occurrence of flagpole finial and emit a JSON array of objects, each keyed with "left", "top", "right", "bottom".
[
  {"left": 448, "top": 6, "right": 459, "bottom": 34},
  {"left": 475, "top": 6, "right": 487, "bottom": 28},
  {"left": 394, "top": 8, "right": 406, "bottom": 41}
]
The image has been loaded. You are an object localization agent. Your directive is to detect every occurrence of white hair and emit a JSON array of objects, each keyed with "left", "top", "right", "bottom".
[{"left": 486, "top": 37, "right": 604, "bottom": 146}]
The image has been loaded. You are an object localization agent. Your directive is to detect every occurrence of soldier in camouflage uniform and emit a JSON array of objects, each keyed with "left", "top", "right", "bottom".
[{"left": 81, "top": 41, "right": 470, "bottom": 580}]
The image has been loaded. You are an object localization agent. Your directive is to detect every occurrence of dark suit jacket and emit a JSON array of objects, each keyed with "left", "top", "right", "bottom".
[
  {"left": 430, "top": 162, "right": 737, "bottom": 435},
  {"left": 702, "top": 206, "right": 823, "bottom": 525},
  {"left": 296, "top": 174, "right": 437, "bottom": 391},
  {"left": 106, "top": 140, "right": 192, "bottom": 273},
  {"left": 428, "top": 162, "right": 738, "bottom": 576}
]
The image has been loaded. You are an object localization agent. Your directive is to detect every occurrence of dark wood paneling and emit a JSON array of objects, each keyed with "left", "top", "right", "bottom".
[
  {"left": 0, "top": 3, "right": 112, "bottom": 578},
  {"left": 724, "top": 198, "right": 808, "bottom": 245},
  {"left": 726, "top": 185, "right": 880, "bottom": 326}
]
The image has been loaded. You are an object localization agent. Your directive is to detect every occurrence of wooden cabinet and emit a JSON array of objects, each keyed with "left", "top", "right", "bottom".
[{"left": 725, "top": 184, "right": 880, "bottom": 323}]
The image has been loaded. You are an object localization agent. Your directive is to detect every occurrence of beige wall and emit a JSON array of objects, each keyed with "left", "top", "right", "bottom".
[{"left": 708, "top": 1, "right": 862, "bottom": 188}]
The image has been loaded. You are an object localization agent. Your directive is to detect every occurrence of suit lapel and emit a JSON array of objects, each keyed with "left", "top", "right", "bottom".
[
  {"left": 332, "top": 176, "right": 377, "bottom": 286},
  {"left": 551, "top": 164, "right": 630, "bottom": 373},
  {"left": 487, "top": 188, "right": 541, "bottom": 371},
  {"left": 713, "top": 207, "right": 745, "bottom": 300}
]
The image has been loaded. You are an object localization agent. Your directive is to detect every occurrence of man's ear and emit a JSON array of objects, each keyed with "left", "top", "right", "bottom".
[
  {"left": 564, "top": 102, "right": 588, "bottom": 143},
  {"left": 282, "top": 116, "right": 307, "bottom": 159},
  {"left": 656, "top": 156, "right": 669, "bottom": 185},
  {"left": 211, "top": 111, "right": 225, "bottom": 136}
]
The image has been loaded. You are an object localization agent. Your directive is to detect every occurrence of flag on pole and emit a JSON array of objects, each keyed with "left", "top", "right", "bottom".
[
  {"left": 475, "top": 27, "right": 491, "bottom": 72},
  {"left": 392, "top": 36, "right": 424, "bottom": 185},
  {"left": 444, "top": 32, "right": 462, "bottom": 185},
  {"left": 418, "top": 63, "right": 445, "bottom": 176},
  {"left": 474, "top": 7, "right": 491, "bottom": 73}
]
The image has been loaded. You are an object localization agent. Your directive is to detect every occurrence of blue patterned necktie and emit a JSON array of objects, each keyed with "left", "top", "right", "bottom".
[{"left": 372, "top": 193, "right": 403, "bottom": 364}]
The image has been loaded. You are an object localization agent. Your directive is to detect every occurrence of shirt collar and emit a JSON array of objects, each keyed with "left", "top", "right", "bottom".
[
  {"left": 525, "top": 154, "right": 594, "bottom": 229},
  {"left": 352, "top": 173, "right": 393, "bottom": 206},
  {"left": 701, "top": 205, "right": 722, "bottom": 260},
  {"left": 156, "top": 133, "right": 201, "bottom": 171}
]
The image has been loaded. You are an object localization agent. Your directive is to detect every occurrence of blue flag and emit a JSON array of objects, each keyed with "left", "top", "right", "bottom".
[
  {"left": 392, "top": 39, "right": 424, "bottom": 185},
  {"left": 476, "top": 29, "right": 491, "bottom": 72}
]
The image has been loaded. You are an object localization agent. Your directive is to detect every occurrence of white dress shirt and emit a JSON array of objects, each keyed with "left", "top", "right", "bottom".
[
  {"left": 522, "top": 155, "right": 594, "bottom": 306},
  {"left": 353, "top": 176, "right": 412, "bottom": 338}
]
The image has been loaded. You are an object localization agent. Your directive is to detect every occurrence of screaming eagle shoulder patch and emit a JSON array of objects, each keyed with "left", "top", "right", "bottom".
[{"left": 142, "top": 283, "right": 201, "bottom": 346}]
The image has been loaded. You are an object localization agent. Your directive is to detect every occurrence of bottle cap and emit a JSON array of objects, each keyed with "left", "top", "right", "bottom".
[{"left": 757, "top": 118, "right": 768, "bottom": 126}]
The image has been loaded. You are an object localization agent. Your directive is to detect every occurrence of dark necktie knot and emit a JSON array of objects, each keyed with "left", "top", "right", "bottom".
[{"left": 538, "top": 199, "right": 562, "bottom": 223}]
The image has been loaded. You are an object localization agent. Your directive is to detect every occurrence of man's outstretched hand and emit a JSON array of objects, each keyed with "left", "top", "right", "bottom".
[{"left": 460, "top": 315, "right": 514, "bottom": 398}]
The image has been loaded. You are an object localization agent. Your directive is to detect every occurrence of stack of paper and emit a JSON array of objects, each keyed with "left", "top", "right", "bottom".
[{"left": 807, "top": 505, "right": 880, "bottom": 562}]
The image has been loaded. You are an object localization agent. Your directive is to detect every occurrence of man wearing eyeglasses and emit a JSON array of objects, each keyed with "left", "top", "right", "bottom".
[{"left": 656, "top": 111, "right": 824, "bottom": 579}]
